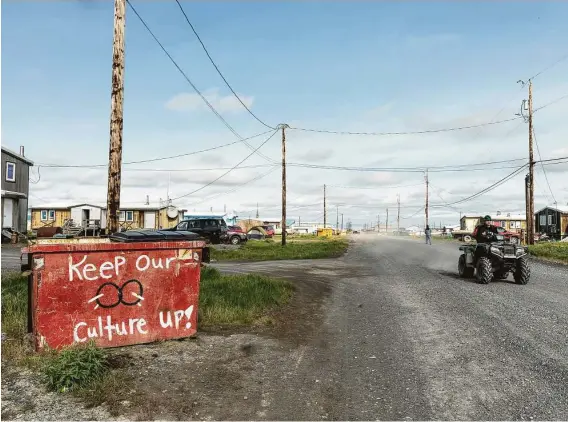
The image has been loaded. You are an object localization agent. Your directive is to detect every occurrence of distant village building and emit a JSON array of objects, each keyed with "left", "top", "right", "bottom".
[{"left": 535, "top": 205, "right": 568, "bottom": 240}]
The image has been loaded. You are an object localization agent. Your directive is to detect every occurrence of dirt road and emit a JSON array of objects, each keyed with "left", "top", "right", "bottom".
[
  {"left": 211, "top": 235, "right": 568, "bottom": 420},
  {"left": 3, "top": 235, "right": 568, "bottom": 420}
]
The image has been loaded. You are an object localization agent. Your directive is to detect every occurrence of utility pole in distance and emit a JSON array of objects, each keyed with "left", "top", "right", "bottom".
[
  {"left": 106, "top": 0, "right": 127, "bottom": 235},
  {"left": 397, "top": 194, "right": 400, "bottom": 234},
  {"left": 336, "top": 205, "right": 339, "bottom": 232},
  {"left": 341, "top": 213, "right": 344, "bottom": 231},
  {"left": 280, "top": 123, "right": 289, "bottom": 246},
  {"left": 323, "top": 184, "right": 327, "bottom": 228},
  {"left": 386, "top": 208, "right": 389, "bottom": 233},
  {"left": 425, "top": 169, "right": 429, "bottom": 229},
  {"left": 528, "top": 81, "right": 535, "bottom": 245}
]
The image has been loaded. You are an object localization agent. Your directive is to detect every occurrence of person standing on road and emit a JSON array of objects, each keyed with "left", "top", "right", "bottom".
[{"left": 425, "top": 225, "right": 432, "bottom": 245}]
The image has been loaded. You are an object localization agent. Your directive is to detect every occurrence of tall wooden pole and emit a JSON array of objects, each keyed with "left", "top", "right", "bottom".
[
  {"left": 281, "top": 124, "right": 289, "bottom": 246},
  {"left": 397, "top": 194, "right": 400, "bottom": 234},
  {"left": 528, "top": 81, "right": 535, "bottom": 245},
  {"left": 336, "top": 205, "right": 339, "bottom": 232},
  {"left": 323, "top": 184, "right": 327, "bottom": 228},
  {"left": 386, "top": 208, "right": 389, "bottom": 233},
  {"left": 525, "top": 173, "right": 530, "bottom": 245},
  {"left": 106, "top": 0, "right": 126, "bottom": 235},
  {"left": 425, "top": 169, "right": 429, "bottom": 229}
]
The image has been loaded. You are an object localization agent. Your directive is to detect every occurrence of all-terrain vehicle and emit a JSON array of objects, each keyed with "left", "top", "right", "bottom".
[{"left": 458, "top": 233, "right": 530, "bottom": 284}]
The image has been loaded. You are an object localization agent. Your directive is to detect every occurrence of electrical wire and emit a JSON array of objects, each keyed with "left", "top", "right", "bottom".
[
  {"left": 528, "top": 52, "right": 568, "bottom": 81},
  {"left": 170, "top": 129, "right": 279, "bottom": 201},
  {"left": 126, "top": 0, "right": 274, "bottom": 163},
  {"left": 534, "top": 93, "right": 568, "bottom": 113},
  {"left": 430, "top": 164, "right": 528, "bottom": 207},
  {"left": 532, "top": 127, "right": 557, "bottom": 206},
  {"left": 288, "top": 117, "right": 521, "bottom": 136},
  {"left": 174, "top": 0, "right": 274, "bottom": 130},
  {"left": 36, "top": 130, "right": 274, "bottom": 168}
]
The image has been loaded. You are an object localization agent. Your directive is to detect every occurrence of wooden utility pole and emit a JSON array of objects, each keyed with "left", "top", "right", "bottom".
[
  {"left": 425, "top": 169, "right": 429, "bottom": 228},
  {"left": 525, "top": 173, "right": 530, "bottom": 245},
  {"left": 336, "top": 205, "right": 339, "bottom": 232},
  {"left": 280, "top": 124, "right": 289, "bottom": 246},
  {"left": 106, "top": 0, "right": 127, "bottom": 235},
  {"left": 377, "top": 214, "right": 380, "bottom": 232},
  {"left": 397, "top": 194, "right": 400, "bottom": 234},
  {"left": 528, "top": 81, "right": 535, "bottom": 245},
  {"left": 341, "top": 213, "right": 344, "bottom": 231},
  {"left": 323, "top": 184, "right": 327, "bottom": 228},
  {"left": 386, "top": 208, "right": 389, "bottom": 233}
]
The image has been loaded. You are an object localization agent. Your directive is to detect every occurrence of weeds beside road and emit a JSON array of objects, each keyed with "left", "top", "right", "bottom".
[
  {"left": 1, "top": 265, "right": 294, "bottom": 413},
  {"left": 528, "top": 242, "right": 568, "bottom": 264},
  {"left": 212, "top": 237, "right": 349, "bottom": 262}
]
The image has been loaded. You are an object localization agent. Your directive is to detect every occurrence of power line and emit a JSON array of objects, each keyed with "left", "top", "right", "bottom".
[
  {"left": 170, "top": 129, "right": 279, "bottom": 201},
  {"left": 532, "top": 127, "right": 557, "bottom": 206},
  {"left": 534, "top": 93, "right": 568, "bottom": 113},
  {"left": 36, "top": 130, "right": 274, "bottom": 168},
  {"left": 126, "top": 0, "right": 274, "bottom": 163},
  {"left": 326, "top": 182, "right": 424, "bottom": 190},
  {"left": 431, "top": 164, "right": 528, "bottom": 207},
  {"left": 528, "top": 52, "right": 568, "bottom": 81},
  {"left": 289, "top": 116, "right": 521, "bottom": 136},
  {"left": 173, "top": 0, "right": 274, "bottom": 130}
]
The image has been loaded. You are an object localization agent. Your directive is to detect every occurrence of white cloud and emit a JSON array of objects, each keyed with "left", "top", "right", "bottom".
[{"left": 165, "top": 88, "right": 254, "bottom": 114}]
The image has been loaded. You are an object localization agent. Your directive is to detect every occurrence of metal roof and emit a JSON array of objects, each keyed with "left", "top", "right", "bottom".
[{"left": 1, "top": 146, "right": 34, "bottom": 166}]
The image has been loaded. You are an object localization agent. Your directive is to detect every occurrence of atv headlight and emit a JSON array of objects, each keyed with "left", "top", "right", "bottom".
[
  {"left": 516, "top": 248, "right": 526, "bottom": 257},
  {"left": 490, "top": 246, "right": 503, "bottom": 256}
]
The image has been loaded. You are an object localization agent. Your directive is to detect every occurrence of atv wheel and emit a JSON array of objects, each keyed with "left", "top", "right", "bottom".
[
  {"left": 230, "top": 236, "right": 241, "bottom": 245},
  {"left": 458, "top": 254, "right": 474, "bottom": 278},
  {"left": 464, "top": 235, "right": 472, "bottom": 242},
  {"left": 476, "top": 257, "right": 493, "bottom": 284},
  {"left": 514, "top": 257, "right": 530, "bottom": 285}
]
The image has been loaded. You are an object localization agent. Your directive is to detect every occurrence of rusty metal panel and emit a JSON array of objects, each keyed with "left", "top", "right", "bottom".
[{"left": 27, "top": 240, "right": 206, "bottom": 350}]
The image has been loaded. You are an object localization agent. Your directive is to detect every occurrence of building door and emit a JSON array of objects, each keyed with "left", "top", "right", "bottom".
[
  {"left": 144, "top": 212, "right": 156, "bottom": 229},
  {"left": 2, "top": 198, "right": 14, "bottom": 229}
]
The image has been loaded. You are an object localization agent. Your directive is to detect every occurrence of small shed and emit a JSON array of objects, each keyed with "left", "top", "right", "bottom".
[{"left": 535, "top": 205, "right": 568, "bottom": 240}]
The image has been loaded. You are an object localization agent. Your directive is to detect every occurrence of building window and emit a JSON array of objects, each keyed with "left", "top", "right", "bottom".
[
  {"left": 5, "top": 162, "right": 16, "bottom": 182},
  {"left": 119, "top": 211, "right": 133, "bottom": 222},
  {"left": 40, "top": 210, "right": 56, "bottom": 221},
  {"left": 510, "top": 221, "right": 521, "bottom": 229}
]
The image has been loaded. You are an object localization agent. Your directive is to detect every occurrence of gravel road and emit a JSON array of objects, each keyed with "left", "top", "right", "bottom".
[
  {"left": 214, "top": 235, "right": 568, "bottom": 420},
  {"left": 3, "top": 236, "right": 568, "bottom": 420}
]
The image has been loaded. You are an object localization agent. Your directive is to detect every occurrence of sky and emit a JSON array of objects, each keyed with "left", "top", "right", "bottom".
[{"left": 2, "top": 1, "right": 568, "bottom": 229}]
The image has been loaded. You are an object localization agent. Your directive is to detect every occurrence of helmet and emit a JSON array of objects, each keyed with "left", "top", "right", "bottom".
[{"left": 483, "top": 215, "right": 492, "bottom": 221}]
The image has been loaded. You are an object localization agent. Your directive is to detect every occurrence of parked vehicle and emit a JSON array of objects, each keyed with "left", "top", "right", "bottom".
[
  {"left": 458, "top": 233, "right": 530, "bottom": 285},
  {"left": 261, "top": 225, "right": 275, "bottom": 237},
  {"left": 226, "top": 225, "right": 247, "bottom": 245},
  {"left": 247, "top": 227, "right": 266, "bottom": 240},
  {"left": 163, "top": 218, "right": 228, "bottom": 244}
]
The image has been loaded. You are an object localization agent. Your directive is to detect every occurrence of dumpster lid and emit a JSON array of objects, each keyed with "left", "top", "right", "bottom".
[{"left": 109, "top": 230, "right": 202, "bottom": 243}]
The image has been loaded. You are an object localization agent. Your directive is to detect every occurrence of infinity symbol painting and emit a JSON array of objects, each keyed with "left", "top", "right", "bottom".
[{"left": 88, "top": 280, "right": 144, "bottom": 309}]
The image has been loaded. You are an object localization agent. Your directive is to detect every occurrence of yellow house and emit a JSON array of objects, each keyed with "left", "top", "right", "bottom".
[
  {"left": 30, "top": 203, "right": 186, "bottom": 233},
  {"left": 460, "top": 213, "right": 526, "bottom": 234}
]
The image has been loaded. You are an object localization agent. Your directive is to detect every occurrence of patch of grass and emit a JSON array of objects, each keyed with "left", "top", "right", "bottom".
[
  {"left": 212, "top": 237, "right": 348, "bottom": 261},
  {"left": 1, "top": 272, "right": 29, "bottom": 362},
  {"left": 528, "top": 242, "right": 568, "bottom": 264},
  {"left": 199, "top": 268, "right": 294, "bottom": 325},
  {"left": 42, "top": 342, "right": 109, "bottom": 393}
]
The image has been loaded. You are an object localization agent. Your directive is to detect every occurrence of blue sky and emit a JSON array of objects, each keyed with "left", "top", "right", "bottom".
[{"left": 2, "top": 1, "right": 568, "bottom": 227}]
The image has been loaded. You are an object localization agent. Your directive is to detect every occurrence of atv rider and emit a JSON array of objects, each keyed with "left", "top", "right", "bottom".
[{"left": 472, "top": 215, "right": 498, "bottom": 243}]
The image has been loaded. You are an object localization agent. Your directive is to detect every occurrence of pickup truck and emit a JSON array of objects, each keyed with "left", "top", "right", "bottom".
[{"left": 452, "top": 226, "right": 521, "bottom": 244}]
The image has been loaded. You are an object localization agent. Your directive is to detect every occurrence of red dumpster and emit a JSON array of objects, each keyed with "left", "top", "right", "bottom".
[{"left": 23, "top": 231, "right": 209, "bottom": 350}]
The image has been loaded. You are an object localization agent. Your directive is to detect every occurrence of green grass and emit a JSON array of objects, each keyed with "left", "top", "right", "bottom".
[
  {"left": 42, "top": 342, "right": 108, "bottom": 393},
  {"left": 528, "top": 242, "right": 568, "bottom": 264},
  {"left": 198, "top": 266, "right": 294, "bottom": 325},
  {"left": 212, "top": 237, "right": 349, "bottom": 261},
  {"left": 1, "top": 272, "right": 29, "bottom": 362}
]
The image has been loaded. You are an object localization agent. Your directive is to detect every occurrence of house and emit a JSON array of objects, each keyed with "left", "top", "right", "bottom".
[
  {"left": 460, "top": 213, "right": 526, "bottom": 233},
  {"left": 30, "top": 203, "right": 186, "bottom": 233},
  {"left": 488, "top": 212, "right": 526, "bottom": 233},
  {"left": 2, "top": 145, "right": 34, "bottom": 236},
  {"left": 535, "top": 205, "right": 568, "bottom": 240},
  {"left": 460, "top": 215, "right": 483, "bottom": 232}
]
